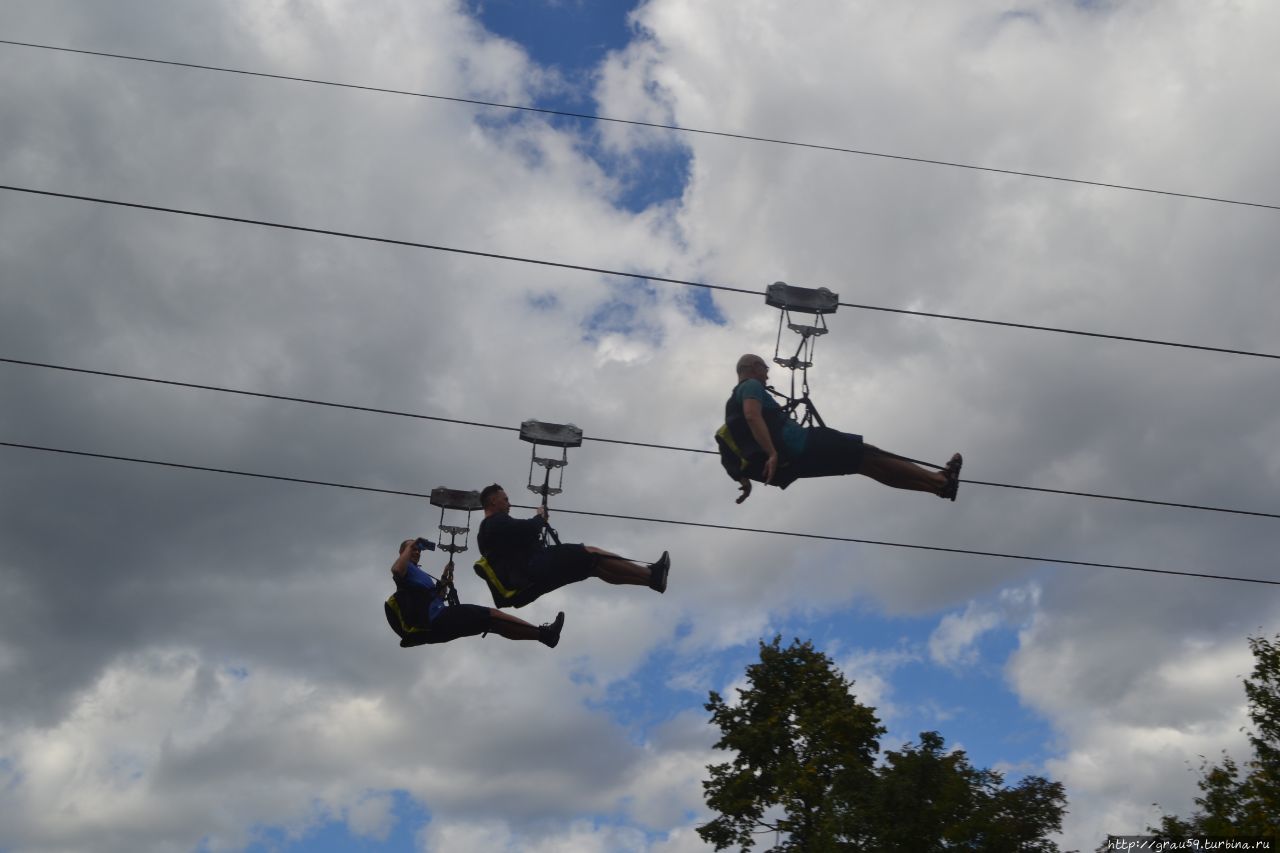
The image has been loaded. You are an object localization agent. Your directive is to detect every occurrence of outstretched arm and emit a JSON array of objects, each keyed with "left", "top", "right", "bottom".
[
  {"left": 742, "top": 398, "right": 779, "bottom": 484},
  {"left": 390, "top": 544, "right": 418, "bottom": 578}
]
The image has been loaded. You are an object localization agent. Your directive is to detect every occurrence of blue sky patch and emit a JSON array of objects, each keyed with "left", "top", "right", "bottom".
[
  {"left": 468, "top": 0, "right": 692, "bottom": 213},
  {"left": 775, "top": 606, "right": 1056, "bottom": 780},
  {"left": 527, "top": 291, "right": 560, "bottom": 312},
  {"left": 592, "top": 136, "right": 692, "bottom": 214},
  {"left": 680, "top": 285, "right": 728, "bottom": 326},
  {"left": 581, "top": 278, "right": 664, "bottom": 345},
  {"left": 241, "top": 790, "right": 429, "bottom": 853},
  {"left": 588, "top": 637, "right": 753, "bottom": 741},
  {"left": 0, "top": 756, "right": 19, "bottom": 793},
  {"left": 471, "top": 0, "right": 641, "bottom": 82}
]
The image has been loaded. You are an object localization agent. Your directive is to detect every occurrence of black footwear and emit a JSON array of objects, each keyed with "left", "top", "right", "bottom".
[
  {"left": 649, "top": 551, "right": 671, "bottom": 593},
  {"left": 539, "top": 611, "right": 565, "bottom": 648},
  {"left": 938, "top": 453, "right": 963, "bottom": 501}
]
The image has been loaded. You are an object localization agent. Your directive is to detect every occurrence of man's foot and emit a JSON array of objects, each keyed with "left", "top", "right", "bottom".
[
  {"left": 938, "top": 453, "right": 963, "bottom": 501},
  {"left": 649, "top": 551, "right": 671, "bottom": 593},
  {"left": 539, "top": 611, "right": 565, "bottom": 648}
]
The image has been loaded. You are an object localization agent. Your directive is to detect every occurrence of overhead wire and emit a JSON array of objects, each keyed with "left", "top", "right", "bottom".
[
  {"left": 1, "top": 42, "right": 1274, "bottom": 575},
  {"left": 2, "top": 183, "right": 1276, "bottom": 362},
  {"left": 0, "top": 47, "right": 1273, "bottom": 603},
  {"left": 2, "top": 38, "right": 1278, "bottom": 214},
  {"left": 2, "top": 355, "right": 1277, "bottom": 521},
  {"left": 1, "top": 439, "right": 1274, "bottom": 587}
]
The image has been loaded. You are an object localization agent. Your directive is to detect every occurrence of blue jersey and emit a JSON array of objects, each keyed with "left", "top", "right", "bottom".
[{"left": 398, "top": 561, "right": 447, "bottom": 622}]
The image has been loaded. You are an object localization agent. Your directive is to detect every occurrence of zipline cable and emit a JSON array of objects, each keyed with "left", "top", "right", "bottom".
[
  {"left": 2, "top": 183, "right": 1276, "bottom": 362},
  {"left": 538, "top": 504, "right": 1277, "bottom": 587},
  {"left": 1, "top": 439, "right": 1273, "bottom": 587},
  {"left": 2, "top": 38, "right": 1277, "bottom": 214},
  {"left": 3, "top": 355, "right": 1278, "bottom": 521}
]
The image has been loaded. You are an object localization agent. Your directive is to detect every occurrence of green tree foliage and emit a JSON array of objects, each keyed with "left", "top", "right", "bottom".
[
  {"left": 1152, "top": 634, "right": 1280, "bottom": 838},
  {"left": 874, "top": 732, "right": 1066, "bottom": 853},
  {"left": 698, "top": 636, "right": 1067, "bottom": 852},
  {"left": 699, "top": 635, "right": 884, "bottom": 852}
]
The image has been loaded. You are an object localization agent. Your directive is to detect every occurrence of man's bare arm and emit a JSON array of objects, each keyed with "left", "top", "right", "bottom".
[
  {"left": 742, "top": 398, "right": 779, "bottom": 483},
  {"left": 391, "top": 542, "right": 420, "bottom": 578}
]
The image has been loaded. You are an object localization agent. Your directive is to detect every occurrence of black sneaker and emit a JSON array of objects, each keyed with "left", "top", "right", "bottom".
[
  {"left": 939, "top": 453, "right": 963, "bottom": 502},
  {"left": 539, "top": 611, "right": 565, "bottom": 648},
  {"left": 649, "top": 551, "right": 671, "bottom": 593}
]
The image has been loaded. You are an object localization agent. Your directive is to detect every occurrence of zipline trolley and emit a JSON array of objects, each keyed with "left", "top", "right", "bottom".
[
  {"left": 520, "top": 419, "right": 583, "bottom": 546},
  {"left": 422, "top": 486, "right": 484, "bottom": 607},
  {"left": 471, "top": 419, "right": 584, "bottom": 610},
  {"left": 765, "top": 281, "right": 839, "bottom": 428},
  {"left": 428, "top": 486, "right": 483, "bottom": 555}
]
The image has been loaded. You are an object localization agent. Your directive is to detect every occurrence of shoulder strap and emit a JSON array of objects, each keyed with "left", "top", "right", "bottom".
[{"left": 716, "top": 424, "right": 754, "bottom": 478}]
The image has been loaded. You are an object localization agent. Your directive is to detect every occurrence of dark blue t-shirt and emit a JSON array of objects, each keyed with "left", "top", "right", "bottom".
[
  {"left": 477, "top": 512, "right": 546, "bottom": 584},
  {"left": 396, "top": 561, "right": 447, "bottom": 622}
]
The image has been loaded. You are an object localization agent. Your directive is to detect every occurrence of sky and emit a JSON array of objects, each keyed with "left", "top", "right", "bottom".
[{"left": 0, "top": 1, "right": 1278, "bottom": 851}]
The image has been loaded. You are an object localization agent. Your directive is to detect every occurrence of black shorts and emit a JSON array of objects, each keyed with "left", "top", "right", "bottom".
[
  {"left": 525, "top": 544, "right": 596, "bottom": 597},
  {"left": 423, "top": 603, "right": 492, "bottom": 644},
  {"left": 790, "top": 427, "right": 866, "bottom": 479}
]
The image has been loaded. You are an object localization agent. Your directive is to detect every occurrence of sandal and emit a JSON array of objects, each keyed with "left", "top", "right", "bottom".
[{"left": 938, "top": 453, "right": 963, "bottom": 501}]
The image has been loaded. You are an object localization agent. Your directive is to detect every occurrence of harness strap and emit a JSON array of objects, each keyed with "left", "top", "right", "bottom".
[
  {"left": 385, "top": 593, "right": 435, "bottom": 648},
  {"left": 717, "top": 422, "right": 796, "bottom": 482},
  {"left": 716, "top": 424, "right": 752, "bottom": 475},
  {"left": 473, "top": 556, "right": 521, "bottom": 600}
]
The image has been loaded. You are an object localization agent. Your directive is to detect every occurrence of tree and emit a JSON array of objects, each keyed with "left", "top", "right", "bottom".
[
  {"left": 875, "top": 732, "right": 1065, "bottom": 853},
  {"left": 698, "top": 636, "right": 1067, "bottom": 852},
  {"left": 698, "top": 636, "right": 884, "bottom": 852},
  {"left": 1151, "top": 634, "right": 1280, "bottom": 839}
]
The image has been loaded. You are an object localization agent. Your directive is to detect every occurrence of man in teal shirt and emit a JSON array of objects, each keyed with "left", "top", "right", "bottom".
[{"left": 723, "top": 353, "right": 962, "bottom": 504}]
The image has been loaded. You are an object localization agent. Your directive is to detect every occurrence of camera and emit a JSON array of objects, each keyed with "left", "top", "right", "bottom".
[{"left": 414, "top": 537, "right": 437, "bottom": 552}]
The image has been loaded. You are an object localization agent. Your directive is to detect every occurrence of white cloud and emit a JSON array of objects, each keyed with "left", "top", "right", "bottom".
[
  {"left": 1009, "top": 595, "right": 1269, "bottom": 847},
  {"left": 930, "top": 604, "right": 1003, "bottom": 669},
  {"left": 345, "top": 792, "right": 398, "bottom": 841},
  {"left": 929, "top": 583, "right": 1040, "bottom": 668},
  {"left": 2, "top": 0, "right": 1279, "bottom": 851},
  {"left": 835, "top": 644, "right": 922, "bottom": 719}
]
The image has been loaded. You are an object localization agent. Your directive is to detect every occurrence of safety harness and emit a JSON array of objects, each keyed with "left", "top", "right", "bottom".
[
  {"left": 384, "top": 585, "right": 437, "bottom": 648},
  {"left": 472, "top": 556, "right": 540, "bottom": 609},
  {"left": 716, "top": 382, "right": 800, "bottom": 487}
]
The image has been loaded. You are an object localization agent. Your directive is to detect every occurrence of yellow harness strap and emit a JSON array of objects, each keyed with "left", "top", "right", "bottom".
[
  {"left": 716, "top": 424, "right": 751, "bottom": 473},
  {"left": 473, "top": 556, "right": 521, "bottom": 599},
  {"left": 386, "top": 594, "right": 431, "bottom": 638}
]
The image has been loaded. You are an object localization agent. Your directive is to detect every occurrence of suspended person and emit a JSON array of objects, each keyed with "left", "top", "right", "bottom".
[
  {"left": 386, "top": 537, "right": 564, "bottom": 648},
  {"left": 719, "top": 353, "right": 963, "bottom": 504},
  {"left": 474, "top": 484, "right": 670, "bottom": 608}
]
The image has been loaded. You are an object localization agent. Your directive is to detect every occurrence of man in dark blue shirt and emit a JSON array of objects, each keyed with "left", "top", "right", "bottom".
[
  {"left": 476, "top": 485, "right": 670, "bottom": 605},
  {"left": 724, "top": 353, "right": 962, "bottom": 504},
  {"left": 390, "top": 538, "right": 564, "bottom": 646}
]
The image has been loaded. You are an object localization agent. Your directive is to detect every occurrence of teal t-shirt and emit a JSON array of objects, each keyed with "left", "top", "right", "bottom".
[{"left": 732, "top": 379, "right": 808, "bottom": 457}]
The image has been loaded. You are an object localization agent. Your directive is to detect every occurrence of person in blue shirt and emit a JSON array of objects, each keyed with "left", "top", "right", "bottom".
[
  {"left": 724, "top": 353, "right": 962, "bottom": 504},
  {"left": 476, "top": 485, "right": 670, "bottom": 606},
  {"left": 390, "top": 538, "right": 564, "bottom": 646}
]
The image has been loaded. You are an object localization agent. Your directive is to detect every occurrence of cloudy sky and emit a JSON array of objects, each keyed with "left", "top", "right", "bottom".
[{"left": 1, "top": 1, "right": 1278, "bottom": 851}]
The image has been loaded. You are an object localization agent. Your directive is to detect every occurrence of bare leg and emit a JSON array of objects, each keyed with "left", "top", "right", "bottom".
[
  {"left": 859, "top": 446, "right": 948, "bottom": 493},
  {"left": 484, "top": 608, "right": 545, "bottom": 641},
  {"left": 585, "top": 546, "right": 652, "bottom": 586}
]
